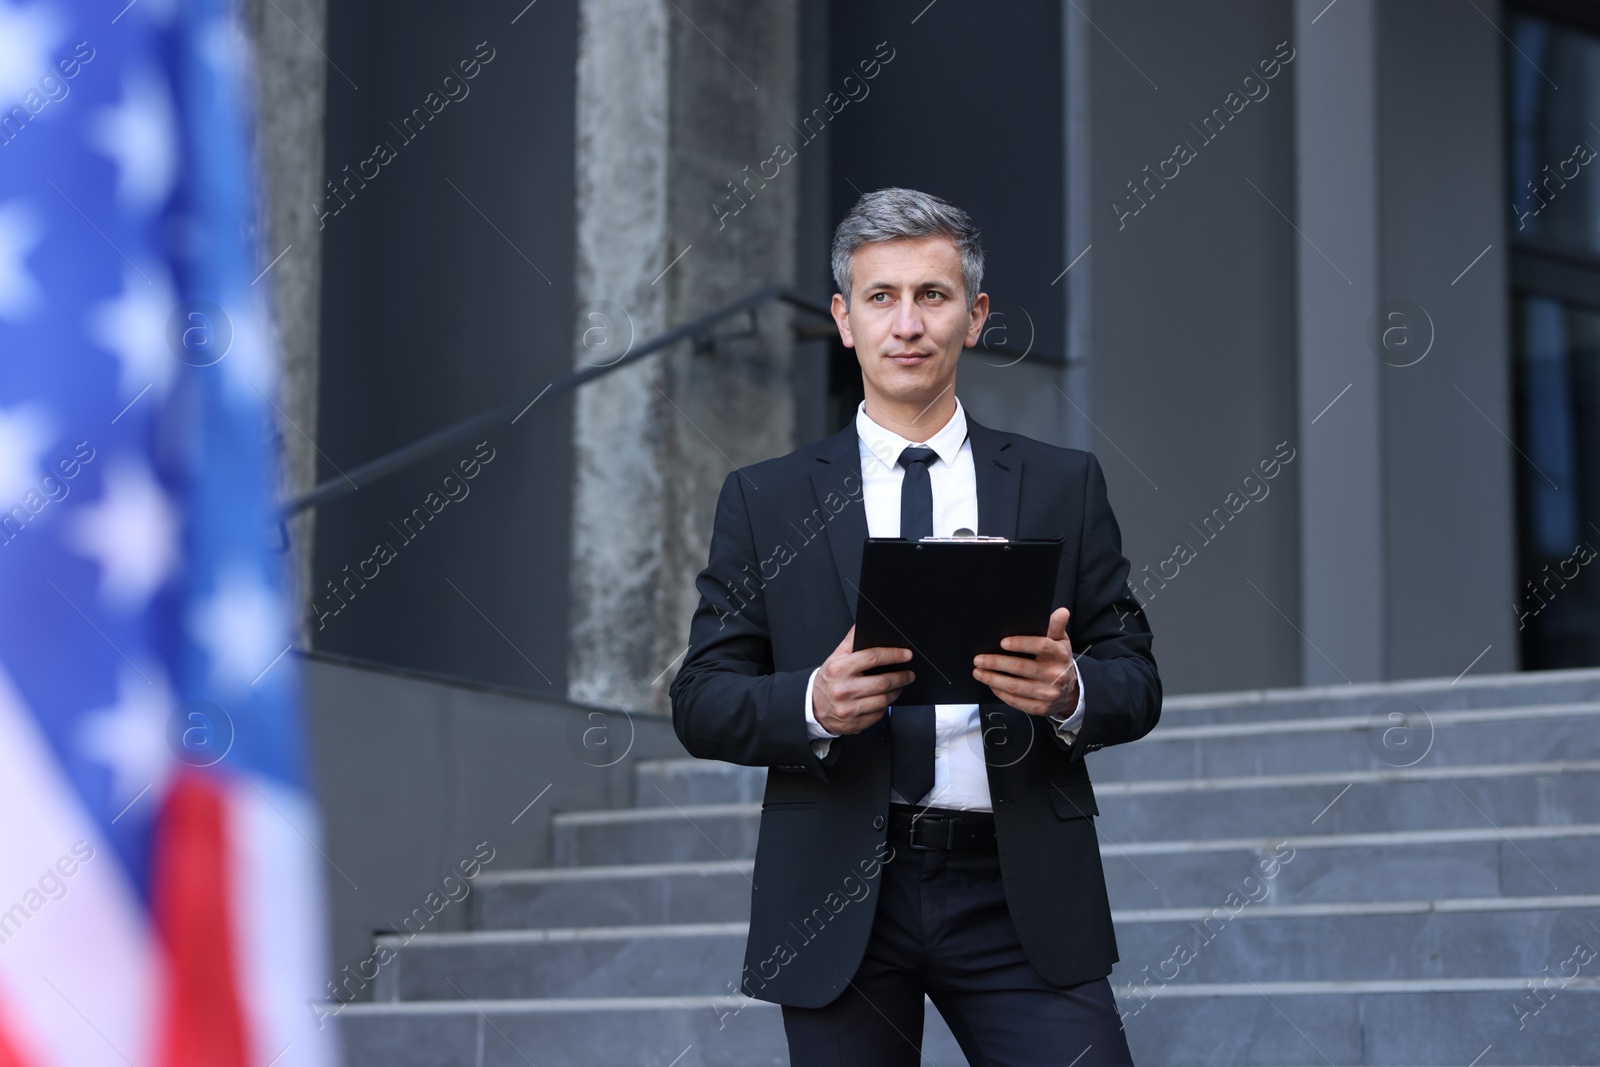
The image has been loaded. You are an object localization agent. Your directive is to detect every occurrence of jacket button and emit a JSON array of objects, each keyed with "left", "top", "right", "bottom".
[{"left": 872, "top": 814, "right": 885, "bottom": 830}]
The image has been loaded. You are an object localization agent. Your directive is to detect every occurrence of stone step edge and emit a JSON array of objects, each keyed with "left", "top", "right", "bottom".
[
  {"left": 630, "top": 667, "right": 1600, "bottom": 733},
  {"left": 393, "top": 894, "right": 1600, "bottom": 949},
  {"left": 1070, "top": 664, "right": 1600, "bottom": 714},
  {"left": 564, "top": 761, "right": 1600, "bottom": 827},
  {"left": 476, "top": 858, "right": 755, "bottom": 885},
  {"left": 1142, "top": 664, "right": 1600, "bottom": 712},
  {"left": 1114, "top": 821, "right": 1600, "bottom": 857},
  {"left": 630, "top": 703, "right": 1600, "bottom": 764},
  {"left": 525, "top": 821, "right": 1600, "bottom": 868},
  {"left": 1105, "top": 700, "right": 1600, "bottom": 742},
  {"left": 620, "top": 671, "right": 1600, "bottom": 771},
  {"left": 337, "top": 975, "right": 1600, "bottom": 1017},
  {"left": 618, "top": 759, "right": 1600, "bottom": 815}
]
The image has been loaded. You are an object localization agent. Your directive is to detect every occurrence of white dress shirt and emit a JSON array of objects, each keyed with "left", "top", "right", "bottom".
[{"left": 802, "top": 398, "right": 1087, "bottom": 811}]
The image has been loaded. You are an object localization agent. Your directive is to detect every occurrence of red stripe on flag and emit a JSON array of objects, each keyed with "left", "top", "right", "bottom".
[
  {"left": 0, "top": 1007, "right": 33, "bottom": 1067},
  {"left": 151, "top": 771, "right": 251, "bottom": 1067}
]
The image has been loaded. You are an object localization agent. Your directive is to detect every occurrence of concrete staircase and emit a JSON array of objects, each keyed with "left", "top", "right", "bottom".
[{"left": 340, "top": 668, "right": 1600, "bottom": 1065}]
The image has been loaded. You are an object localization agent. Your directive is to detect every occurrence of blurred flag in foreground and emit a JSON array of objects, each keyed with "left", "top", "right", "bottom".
[{"left": 0, "top": 0, "right": 339, "bottom": 1064}]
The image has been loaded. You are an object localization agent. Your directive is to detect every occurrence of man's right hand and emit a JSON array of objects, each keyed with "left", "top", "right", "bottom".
[{"left": 811, "top": 626, "right": 914, "bottom": 735}]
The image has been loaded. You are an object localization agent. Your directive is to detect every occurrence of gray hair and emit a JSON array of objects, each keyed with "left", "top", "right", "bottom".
[{"left": 830, "top": 187, "right": 985, "bottom": 311}]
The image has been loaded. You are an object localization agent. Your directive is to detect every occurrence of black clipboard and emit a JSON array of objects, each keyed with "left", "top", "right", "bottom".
[{"left": 852, "top": 536, "right": 1064, "bottom": 704}]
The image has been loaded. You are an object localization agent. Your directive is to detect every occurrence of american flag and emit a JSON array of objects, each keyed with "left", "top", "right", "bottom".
[{"left": 0, "top": 1, "right": 340, "bottom": 1064}]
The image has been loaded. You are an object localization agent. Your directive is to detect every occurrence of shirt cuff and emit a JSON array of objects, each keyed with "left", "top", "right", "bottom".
[
  {"left": 804, "top": 667, "right": 839, "bottom": 756},
  {"left": 1047, "top": 661, "right": 1087, "bottom": 743}
]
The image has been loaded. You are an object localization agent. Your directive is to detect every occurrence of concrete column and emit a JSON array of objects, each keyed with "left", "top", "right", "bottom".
[
  {"left": 244, "top": 0, "right": 328, "bottom": 645},
  {"left": 1062, "top": 0, "right": 1093, "bottom": 454},
  {"left": 1376, "top": 1, "right": 1516, "bottom": 678},
  {"left": 570, "top": 0, "right": 800, "bottom": 713},
  {"left": 1293, "top": 0, "right": 1385, "bottom": 685}
]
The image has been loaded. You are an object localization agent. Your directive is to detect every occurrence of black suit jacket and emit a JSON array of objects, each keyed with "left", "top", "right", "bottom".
[{"left": 669, "top": 412, "right": 1160, "bottom": 1008}]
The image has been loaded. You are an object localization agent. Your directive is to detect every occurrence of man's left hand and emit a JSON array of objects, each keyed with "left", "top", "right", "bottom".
[{"left": 971, "top": 607, "right": 1079, "bottom": 717}]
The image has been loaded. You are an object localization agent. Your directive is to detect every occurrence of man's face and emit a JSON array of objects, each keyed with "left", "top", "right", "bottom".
[{"left": 830, "top": 235, "right": 988, "bottom": 417}]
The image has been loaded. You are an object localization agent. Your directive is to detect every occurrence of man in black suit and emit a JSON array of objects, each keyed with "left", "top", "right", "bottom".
[{"left": 670, "top": 187, "right": 1160, "bottom": 1065}]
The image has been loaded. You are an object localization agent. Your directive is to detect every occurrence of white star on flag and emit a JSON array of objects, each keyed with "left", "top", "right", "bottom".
[
  {"left": 198, "top": 13, "right": 248, "bottom": 78},
  {"left": 78, "top": 666, "right": 176, "bottom": 810},
  {"left": 220, "top": 305, "right": 274, "bottom": 398},
  {"left": 0, "top": 0, "right": 61, "bottom": 103},
  {"left": 190, "top": 566, "right": 285, "bottom": 692},
  {"left": 89, "top": 66, "right": 179, "bottom": 213},
  {"left": 134, "top": 0, "right": 179, "bottom": 24},
  {"left": 68, "top": 459, "right": 180, "bottom": 611},
  {"left": 91, "top": 264, "right": 178, "bottom": 399},
  {"left": 0, "top": 402, "right": 54, "bottom": 505},
  {"left": 0, "top": 199, "right": 44, "bottom": 322}
]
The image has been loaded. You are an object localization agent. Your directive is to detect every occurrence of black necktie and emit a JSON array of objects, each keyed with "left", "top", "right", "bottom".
[{"left": 890, "top": 445, "right": 937, "bottom": 804}]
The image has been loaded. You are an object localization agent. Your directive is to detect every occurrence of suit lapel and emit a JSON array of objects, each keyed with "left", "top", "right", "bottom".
[
  {"left": 969, "top": 415, "right": 1021, "bottom": 540},
  {"left": 812, "top": 409, "right": 1023, "bottom": 622},
  {"left": 966, "top": 415, "right": 1030, "bottom": 744},
  {"left": 812, "top": 423, "right": 868, "bottom": 619}
]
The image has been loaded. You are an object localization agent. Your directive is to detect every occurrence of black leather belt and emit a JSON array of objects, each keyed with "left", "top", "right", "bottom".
[{"left": 888, "top": 803, "right": 997, "bottom": 851}]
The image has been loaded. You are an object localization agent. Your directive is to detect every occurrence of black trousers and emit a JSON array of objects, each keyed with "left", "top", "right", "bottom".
[{"left": 781, "top": 831, "right": 1135, "bottom": 1067}]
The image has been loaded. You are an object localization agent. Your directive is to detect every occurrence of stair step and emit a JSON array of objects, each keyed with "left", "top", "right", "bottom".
[
  {"left": 1120, "top": 981, "right": 1600, "bottom": 1065},
  {"left": 345, "top": 671, "right": 1600, "bottom": 1065},
  {"left": 635, "top": 704, "right": 1600, "bottom": 807},
  {"left": 636, "top": 760, "right": 767, "bottom": 808},
  {"left": 475, "top": 823, "right": 1600, "bottom": 928},
  {"left": 1091, "top": 702, "right": 1600, "bottom": 781},
  {"left": 1093, "top": 763, "right": 1600, "bottom": 843},
  {"left": 1109, "top": 896, "right": 1600, "bottom": 987},
  {"left": 338, "top": 994, "right": 794, "bottom": 1067},
  {"left": 1149, "top": 666, "right": 1600, "bottom": 726},
  {"left": 339, "top": 992, "right": 975, "bottom": 1066},
  {"left": 554, "top": 765, "right": 1600, "bottom": 866},
  {"left": 376, "top": 897, "right": 1600, "bottom": 1002},
  {"left": 472, "top": 860, "right": 758, "bottom": 929},
  {"left": 637, "top": 672, "right": 1600, "bottom": 811},
  {"left": 338, "top": 981, "right": 1600, "bottom": 1066},
  {"left": 374, "top": 923, "right": 747, "bottom": 1001},
  {"left": 553, "top": 801, "right": 759, "bottom": 867}
]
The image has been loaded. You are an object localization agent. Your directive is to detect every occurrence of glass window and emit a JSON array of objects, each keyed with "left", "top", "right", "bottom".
[
  {"left": 1510, "top": 296, "right": 1600, "bottom": 669},
  {"left": 1507, "top": 12, "right": 1600, "bottom": 255},
  {"left": 1507, "top": 10, "right": 1600, "bottom": 670}
]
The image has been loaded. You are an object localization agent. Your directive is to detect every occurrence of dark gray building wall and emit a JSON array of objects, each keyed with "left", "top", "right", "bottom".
[
  {"left": 823, "top": 0, "right": 1068, "bottom": 440},
  {"left": 1378, "top": 1, "right": 1518, "bottom": 677},
  {"left": 300, "top": 0, "right": 1536, "bottom": 713},
  {"left": 792, "top": 0, "right": 835, "bottom": 446},
  {"left": 1081, "top": 0, "right": 1302, "bottom": 693},
  {"left": 1293, "top": 0, "right": 1385, "bottom": 686},
  {"left": 312, "top": 0, "right": 577, "bottom": 694},
  {"left": 303, "top": 653, "right": 688, "bottom": 1000}
]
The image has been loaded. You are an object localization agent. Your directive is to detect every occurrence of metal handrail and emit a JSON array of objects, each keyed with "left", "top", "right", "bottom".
[
  {"left": 278, "top": 285, "right": 1050, "bottom": 519},
  {"left": 279, "top": 286, "right": 832, "bottom": 518}
]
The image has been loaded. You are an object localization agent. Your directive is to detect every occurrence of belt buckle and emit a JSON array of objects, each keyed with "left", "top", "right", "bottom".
[{"left": 908, "top": 810, "right": 951, "bottom": 851}]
